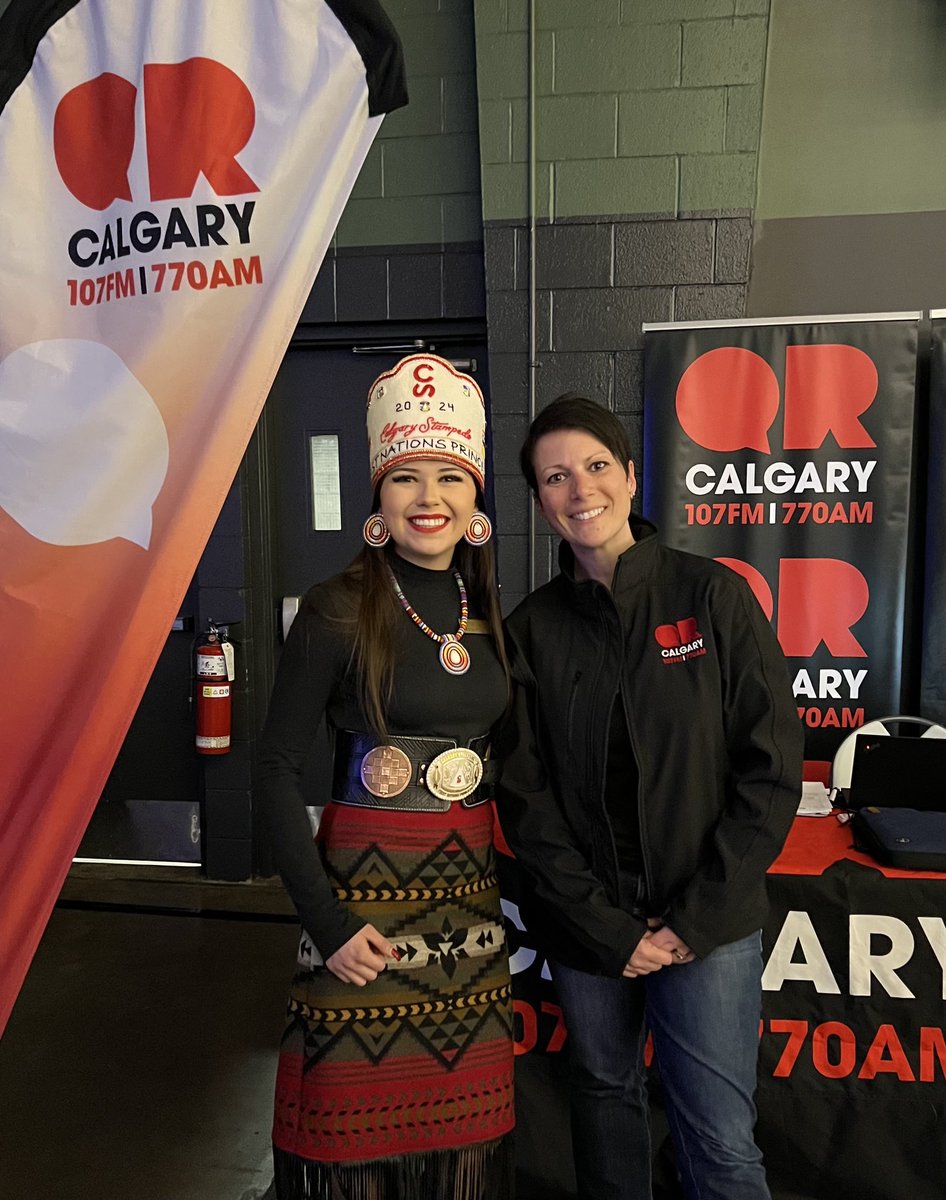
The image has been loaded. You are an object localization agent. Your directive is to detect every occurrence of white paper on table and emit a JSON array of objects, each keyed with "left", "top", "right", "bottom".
[{"left": 797, "top": 781, "right": 833, "bottom": 817}]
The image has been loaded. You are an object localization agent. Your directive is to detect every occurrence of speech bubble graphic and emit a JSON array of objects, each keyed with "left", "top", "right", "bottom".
[
  {"left": 676, "top": 347, "right": 780, "bottom": 454},
  {"left": 0, "top": 340, "right": 169, "bottom": 548},
  {"left": 54, "top": 73, "right": 136, "bottom": 210}
]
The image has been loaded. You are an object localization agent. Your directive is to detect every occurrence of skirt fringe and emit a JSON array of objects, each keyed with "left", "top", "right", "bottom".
[{"left": 272, "top": 1134, "right": 514, "bottom": 1200}]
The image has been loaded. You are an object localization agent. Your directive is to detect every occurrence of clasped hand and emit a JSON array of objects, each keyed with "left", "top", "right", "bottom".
[
  {"left": 623, "top": 919, "right": 695, "bottom": 979},
  {"left": 326, "top": 924, "right": 399, "bottom": 986}
]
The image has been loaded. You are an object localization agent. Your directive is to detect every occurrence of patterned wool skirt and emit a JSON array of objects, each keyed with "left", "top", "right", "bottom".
[{"left": 272, "top": 800, "right": 514, "bottom": 1200}]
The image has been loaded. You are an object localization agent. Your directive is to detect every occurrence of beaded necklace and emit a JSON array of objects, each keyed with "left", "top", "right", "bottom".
[{"left": 386, "top": 563, "right": 471, "bottom": 675}]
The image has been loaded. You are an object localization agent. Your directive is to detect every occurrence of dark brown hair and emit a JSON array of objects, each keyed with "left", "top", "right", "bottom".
[
  {"left": 332, "top": 491, "right": 509, "bottom": 735},
  {"left": 519, "top": 393, "right": 635, "bottom": 494}
]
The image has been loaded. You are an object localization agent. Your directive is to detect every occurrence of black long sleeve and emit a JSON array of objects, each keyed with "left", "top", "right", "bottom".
[
  {"left": 257, "top": 554, "right": 507, "bottom": 960},
  {"left": 256, "top": 585, "right": 365, "bottom": 959}
]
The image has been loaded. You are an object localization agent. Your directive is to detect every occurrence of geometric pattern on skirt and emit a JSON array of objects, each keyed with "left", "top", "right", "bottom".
[{"left": 273, "top": 802, "right": 514, "bottom": 1169}]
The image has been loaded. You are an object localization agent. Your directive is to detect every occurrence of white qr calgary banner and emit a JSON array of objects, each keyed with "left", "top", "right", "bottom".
[{"left": 0, "top": 0, "right": 406, "bottom": 1031}]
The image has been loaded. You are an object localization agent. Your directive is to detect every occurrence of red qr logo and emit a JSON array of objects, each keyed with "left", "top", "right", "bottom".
[
  {"left": 676, "top": 345, "right": 878, "bottom": 453},
  {"left": 54, "top": 58, "right": 259, "bottom": 211}
]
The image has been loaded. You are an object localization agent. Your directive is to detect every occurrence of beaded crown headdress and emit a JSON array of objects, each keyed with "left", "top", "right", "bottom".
[{"left": 366, "top": 353, "right": 486, "bottom": 490}]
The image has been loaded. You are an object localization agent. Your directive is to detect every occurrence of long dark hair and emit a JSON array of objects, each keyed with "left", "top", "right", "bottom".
[{"left": 330, "top": 491, "right": 509, "bottom": 736}]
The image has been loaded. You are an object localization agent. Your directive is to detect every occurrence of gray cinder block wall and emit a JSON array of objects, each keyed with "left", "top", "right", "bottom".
[{"left": 474, "top": 0, "right": 767, "bottom": 610}]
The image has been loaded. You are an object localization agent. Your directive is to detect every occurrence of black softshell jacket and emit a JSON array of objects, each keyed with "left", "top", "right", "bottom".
[{"left": 496, "top": 518, "right": 803, "bottom": 977}]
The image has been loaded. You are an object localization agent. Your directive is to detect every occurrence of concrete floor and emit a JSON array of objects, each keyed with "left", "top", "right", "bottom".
[
  {"left": 0, "top": 901, "right": 299, "bottom": 1200},
  {"left": 1, "top": 876, "right": 674, "bottom": 1200}
]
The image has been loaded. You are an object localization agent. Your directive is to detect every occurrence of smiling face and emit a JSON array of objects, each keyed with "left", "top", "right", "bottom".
[
  {"left": 379, "top": 458, "right": 478, "bottom": 570},
  {"left": 532, "top": 428, "right": 636, "bottom": 568}
]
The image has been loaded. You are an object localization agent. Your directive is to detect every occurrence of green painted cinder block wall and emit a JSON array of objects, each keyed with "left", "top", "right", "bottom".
[
  {"left": 474, "top": 0, "right": 770, "bottom": 223},
  {"left": 352, "top": 0, "right": 946, "bottom": 246},
  {"left": 334, "top": 0, "right": 772, "bottom": 248},
  {"left": 336, "top": 0, "right": 483, "bottom": 247}
]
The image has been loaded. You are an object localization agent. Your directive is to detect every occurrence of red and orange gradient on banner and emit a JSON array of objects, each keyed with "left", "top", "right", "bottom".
[{"left": 0, "top": 0, "right": 406, "bottom": 1034}]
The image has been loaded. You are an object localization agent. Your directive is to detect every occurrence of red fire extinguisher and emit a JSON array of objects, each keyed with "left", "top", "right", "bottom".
[{"left": 195, "top": 624, "right": 233, "bottom": 755}]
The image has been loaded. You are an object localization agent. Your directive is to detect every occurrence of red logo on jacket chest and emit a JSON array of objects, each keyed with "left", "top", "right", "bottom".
[{"left": 654, "top": 617, "right": 706, "bottom": 664}]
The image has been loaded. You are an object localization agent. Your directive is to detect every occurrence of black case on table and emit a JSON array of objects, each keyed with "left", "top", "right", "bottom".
[{"left": 853, "top": 806, "right": 946, "bottom": 871}]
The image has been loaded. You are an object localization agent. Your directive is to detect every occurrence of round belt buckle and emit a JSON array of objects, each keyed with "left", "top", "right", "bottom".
[
  {"left": 425, "top": 747, "right": 483, "bottom": 802},
  {"left": 360, "top": 745, "right": 412, "bottom": 797}
]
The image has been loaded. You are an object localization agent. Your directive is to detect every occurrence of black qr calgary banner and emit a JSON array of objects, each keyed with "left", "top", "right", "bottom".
[
  {"left": 502, "top": 830, "right": 946, "bottom": 1200},
  {"left": 498, "top": 849, "right": 577, "bottom": 1200},
  {"left": 758, "top": 864, "right": 946, "bottom": 1200},
  {"left": 922, "top": 318, "right": 946, "bottom": 725},
  {"left": 643, "top": 317, "right": 921, "bottom": 763}
]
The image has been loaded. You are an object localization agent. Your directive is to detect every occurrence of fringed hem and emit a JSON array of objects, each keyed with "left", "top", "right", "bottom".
[{"left": 272, "top": 1134, "right": 514, "bottom": 1200}]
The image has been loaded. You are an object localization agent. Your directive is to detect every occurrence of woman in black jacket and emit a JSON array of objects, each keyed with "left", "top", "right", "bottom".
[{"left": 497, "top": 395, "right": 803, "bottom": 1200}]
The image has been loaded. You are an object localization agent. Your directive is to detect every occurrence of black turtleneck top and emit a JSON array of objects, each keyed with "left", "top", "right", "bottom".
[{"left": 256, "top": 552, "right": 507, "bottom": 958}]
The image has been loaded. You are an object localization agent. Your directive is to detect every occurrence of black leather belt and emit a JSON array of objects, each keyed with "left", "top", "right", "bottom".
[{"left": 332, "top": 729, "right": 495, "bottom": 812}]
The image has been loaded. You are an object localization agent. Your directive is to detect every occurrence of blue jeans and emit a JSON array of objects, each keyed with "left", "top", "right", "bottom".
[{"left": 552, "top": 932, "right": 769, "bottom": 1200}]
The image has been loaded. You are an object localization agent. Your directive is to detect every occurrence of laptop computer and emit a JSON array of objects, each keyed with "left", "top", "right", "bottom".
[{"left": 848, "top": 734, "right": 946, "bottom": 812}]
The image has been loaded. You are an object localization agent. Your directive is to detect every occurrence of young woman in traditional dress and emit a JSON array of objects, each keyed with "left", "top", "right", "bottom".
[{"left": 257, "top": 354, "right": 514, "bottom": 1200}]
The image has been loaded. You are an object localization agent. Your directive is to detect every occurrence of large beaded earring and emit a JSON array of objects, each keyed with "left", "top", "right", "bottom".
[
  {"left": 464, "top": 511, "right": 492, "bottom": 546},
  {"left": 363, "top": 513, "right": 390, "bottom": 547}
]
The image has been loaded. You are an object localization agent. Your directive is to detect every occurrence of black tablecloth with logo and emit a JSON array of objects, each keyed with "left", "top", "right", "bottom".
[{"left": 500, "top": 815, "right": 946, "bottom": 1200}]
